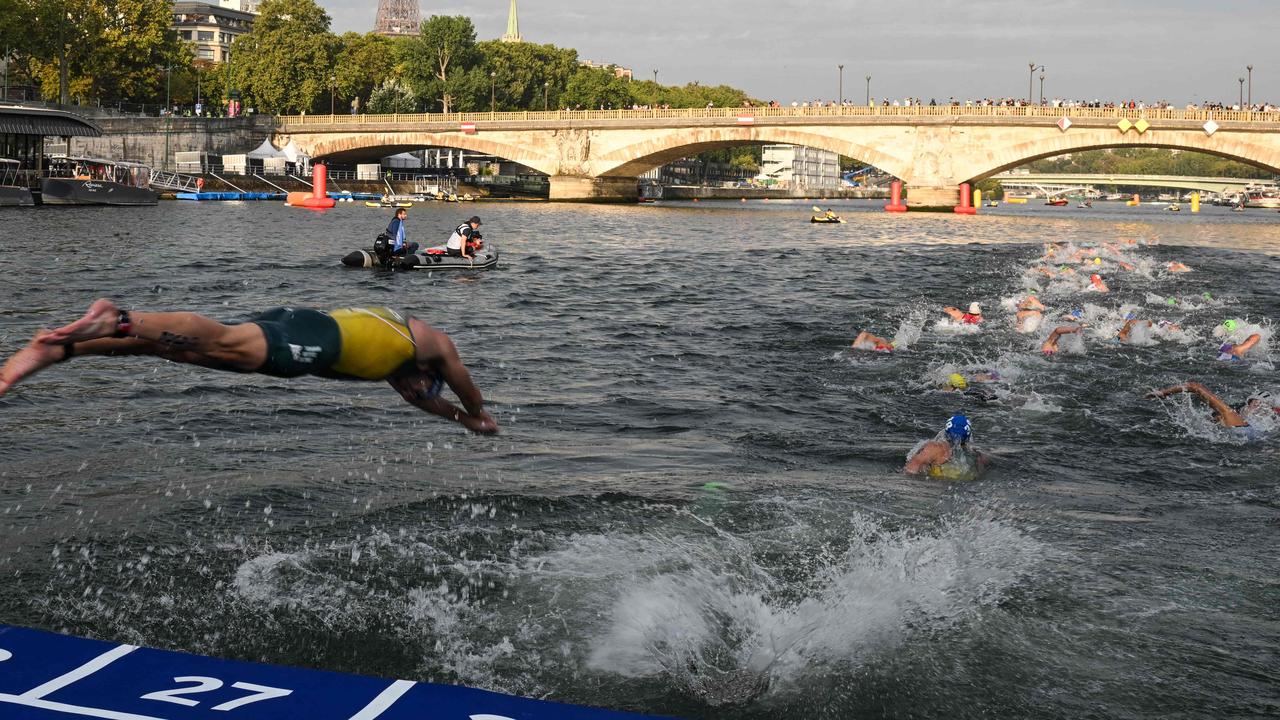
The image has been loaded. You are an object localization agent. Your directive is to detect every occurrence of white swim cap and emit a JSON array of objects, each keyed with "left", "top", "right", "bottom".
[{"left": 968, "top": 302, "right": 982, "bottom": 315}]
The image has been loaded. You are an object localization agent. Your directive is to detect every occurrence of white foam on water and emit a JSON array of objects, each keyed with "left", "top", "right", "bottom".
[
  {"left": 1019, "top": 392, "right": 1063, "bottom": 414},
  {"left": 526, "top": 511, "right": 1044, "bottom": 705}
]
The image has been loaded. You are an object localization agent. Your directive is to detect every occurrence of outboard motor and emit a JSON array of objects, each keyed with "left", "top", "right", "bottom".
[{"left": 372, "top": 232, "right": 394, "bottom": 268}]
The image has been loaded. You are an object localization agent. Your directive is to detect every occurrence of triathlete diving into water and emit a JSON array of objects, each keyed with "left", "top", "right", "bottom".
[{"left": 0, "top": 299, "right": 499, "bottom": 434}]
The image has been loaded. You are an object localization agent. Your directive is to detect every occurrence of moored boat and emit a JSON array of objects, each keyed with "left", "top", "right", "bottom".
[
  {"left": 0, "top": 158, "right": 34, "bottom": 206},
  {"left": 1045, "top": 198, "right": 1068, "bottom": 207},
  {"left": 41, "top": 156, "right": 158, "bottom": 206}
]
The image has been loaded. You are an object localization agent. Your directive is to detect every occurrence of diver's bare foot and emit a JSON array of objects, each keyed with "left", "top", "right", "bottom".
[
  {"left": 0, "top": 331, "right": 68, "bottom": 396},
  {"left": 39, "top": 298, "right": 122, "bottom": 344}
]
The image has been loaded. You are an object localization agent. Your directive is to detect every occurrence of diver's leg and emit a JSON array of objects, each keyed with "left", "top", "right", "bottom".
[{"left": 38, "top": 299, "right": 266, "bottom": 370}]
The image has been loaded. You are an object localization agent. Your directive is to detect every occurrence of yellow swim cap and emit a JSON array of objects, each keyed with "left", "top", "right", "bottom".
[
  {"left": 947, "top": 373, "right": 968, "bottom": 390},
  {"left": 1094, "top": 258, "right": 1102, "bottom": 265}
]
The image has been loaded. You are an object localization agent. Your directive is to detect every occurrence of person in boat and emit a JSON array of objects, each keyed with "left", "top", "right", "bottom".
[
  {"left": 447, "top": 216, "right": 482, "bottom": 259},
  {"left": 386, "top": 208, "right": 418, "bottom": 257},
  {"left": 852, "top": 331, "right": 894, "bottom": 352},
  {"left": 904, "top": 415, "right": 990, "bottom": 480},
  {"left": 942, "top": 302, "right": 983, "bottom": 325},
  {"left": 0, "top": 299, "right": 498, "bottom": 434},
  {"left": 824, "top": 208, "right": 838, "bottom": 220},
  {"left": 1147, "top": 382, "right": 1276, "bottom": 442},
  {"left": 1041, "top": 324, "right": 1082, "bottom": 356}
]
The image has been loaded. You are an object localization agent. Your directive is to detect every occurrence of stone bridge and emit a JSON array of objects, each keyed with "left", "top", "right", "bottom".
[{"left": 273, "top": 106, "right": 1280, "bottom": 207}]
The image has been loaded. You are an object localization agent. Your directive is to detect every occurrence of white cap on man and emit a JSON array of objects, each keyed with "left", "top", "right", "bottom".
[{"left": 968, "top": 302, "right": 982, "bottom": 315}]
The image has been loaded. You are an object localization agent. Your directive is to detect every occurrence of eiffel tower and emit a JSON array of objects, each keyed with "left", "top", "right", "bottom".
[{"left": 373, "top": 0, "right": 421, "bottom": 36}]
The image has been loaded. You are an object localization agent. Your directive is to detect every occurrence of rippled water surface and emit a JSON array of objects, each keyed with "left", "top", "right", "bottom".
[{"left": 1, "top": 199, "right": 1278, "bottom": 719}]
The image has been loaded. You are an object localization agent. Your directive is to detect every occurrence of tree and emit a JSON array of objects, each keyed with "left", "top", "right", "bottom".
[
  {"left": 562, "top": 66, "right": 631, "bottom": 110},
  {"left": 404, "top": 15, "right": 477, "bottom": 114},
  {"left": 476, "top": 40, "right": 577, "bottom": 111},
  {"left": 334, "top": 32, "right": 400, "bottom": 111},
  {"left": 230, "top": 0, "right": 336, "bottom": 113},
  {"left": 366, "top": 77, "right": 417, "bottom": 113}
]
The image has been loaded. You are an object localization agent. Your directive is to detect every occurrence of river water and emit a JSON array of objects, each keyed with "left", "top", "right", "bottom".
[{"left": 1, "top": 199, "right": 1277, "bottom": 719}]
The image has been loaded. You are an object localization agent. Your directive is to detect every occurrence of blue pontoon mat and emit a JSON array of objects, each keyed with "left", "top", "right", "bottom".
[
  {"left": 174, "top": 192, "right": 287, "bottom": 201},
  {"left": 0, "top": 625, "right": 670, "bottom": 720}
]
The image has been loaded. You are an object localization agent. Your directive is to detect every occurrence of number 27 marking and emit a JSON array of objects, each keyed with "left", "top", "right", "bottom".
[{"left": 141, "top": 676, "right": 293, "bottom": 711}]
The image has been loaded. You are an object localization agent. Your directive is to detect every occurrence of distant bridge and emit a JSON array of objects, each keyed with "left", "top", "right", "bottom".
[
  {"left": 273, "top": 105, "right": 1280, "bottom": 205},
  {"left": 993, "top": 172, "right": 1275, "bottom": 194}
]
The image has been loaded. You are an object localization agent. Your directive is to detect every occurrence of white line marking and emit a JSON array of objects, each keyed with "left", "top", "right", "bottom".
[
  {"left": 21, "top": 644, "right": 138, "bottom": 699},
  {"left": 0, "top": 693, "right": 165, "bottom": 720},
  {"left": 346, "top": 679, "right": 416, "bottom": 720}
]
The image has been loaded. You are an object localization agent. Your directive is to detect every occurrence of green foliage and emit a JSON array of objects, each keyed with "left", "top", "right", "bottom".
[
  {"left": 366, "top": 78, "right": 417, "bottom": 114},
  {"left": 1026, "top": 148, "right": 1271, "bottom": 179},
  {"left": 562, "top": 67, "right": 632, "bottom": 110},
  {"left": 403, "top": 15, "right": 478, "bottom": 113},
  {"left": 230, "top": 0, "right": 336, "bottom": 113},
  {"left": 476, "top": 40, "right": 577, "bottom": 111},
  {"left": 334, "top": 32, "right": 400, "bottom": 108},
  {"left": 629, "top": 80, "right": 754, "bottom": 109}
]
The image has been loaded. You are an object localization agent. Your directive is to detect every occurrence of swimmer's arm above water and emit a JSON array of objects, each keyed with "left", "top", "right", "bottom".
[
  {"left": 941, "top": 307, "right": 965, "bottom": 321},
  {"left": 1147, "top": 382, "right": 1247, "bottom": 428}
]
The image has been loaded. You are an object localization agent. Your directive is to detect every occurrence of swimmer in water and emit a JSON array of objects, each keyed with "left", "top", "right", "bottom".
[
  {"left": 0, "top": 299, "right": 499, "bottom": 434},
  {"left": 1087, "top": 274, "right": 1109, "bottom": 293},
  {"left": 903, "top": 414, "right": 990, "bottom": 480},
  {"left": 1041, "top": 325, "right": 1082, "bottom": 355},
  {"left": 938, "top": 372, "right": 999, "bottom": 402},
  {"left": 1016, "top": 295, "right": 1045, "bottom": 333},
  {"left": 1166, "top": 261, "right": 1192, "bottom": 273},
  {"left": 1217, "top": 333, "right": 1261, "bottom": 361},
  {"left": 942, "top": 302, "right": 983, "bottom": 325},
  {"left": 852, "top": 331, "right": 894, "bottom": 352},
  {"left": 1147, "top": 382, "right": 1276, "bottom": 441}
]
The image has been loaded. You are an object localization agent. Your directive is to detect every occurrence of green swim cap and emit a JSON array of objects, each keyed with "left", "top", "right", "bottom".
[
  {"left": 1223, "top": 319, "right": 1238, "bottom": 332},
  {"left": 702, "top": 482, "right": 730, "bottom": 493},
  {"left": 1166, "top": 297, "right": 1177, "bottom": 306},
  {"left": 1202, "top": 292, "right": 1213, "bottom": 300}
]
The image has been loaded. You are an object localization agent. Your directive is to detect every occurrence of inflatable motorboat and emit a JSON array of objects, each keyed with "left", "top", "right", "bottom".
[{"left": 342, "top": 246, "right": 499, "bottom": 271}]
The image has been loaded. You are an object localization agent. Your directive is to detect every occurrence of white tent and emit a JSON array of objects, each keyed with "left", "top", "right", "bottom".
[
  {"left": 245, "top": 138, "right": 286, "bottom": 159},
  {"left": 282, "top": 139, "right": 309, "bottom": 164}
]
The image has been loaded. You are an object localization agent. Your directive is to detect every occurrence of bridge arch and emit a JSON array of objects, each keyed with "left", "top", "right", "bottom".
[
  {"left": 961, "top": 129, "right": 1280, "bottom": 184},
  {"left": 588, "top": 126, "right": 913, "bottom": 180},
  {"left": 279, "top": 131, "right": 561, "bottom": 176}
]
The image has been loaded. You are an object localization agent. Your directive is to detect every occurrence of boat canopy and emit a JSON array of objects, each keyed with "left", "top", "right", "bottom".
[{"left": 0, "top": 105, "right": 102, "bottom": 137}]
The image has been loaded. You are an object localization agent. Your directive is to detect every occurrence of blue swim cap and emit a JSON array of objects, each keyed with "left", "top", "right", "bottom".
[
  {"left": 1125, "top": 312, "right": 1137, "bottom": 321},
  {"left": 1070, "top": 309, "right": 1084, "bottom": 319},
  {"left": 944, "top": 415, "right": 972, "bottom": 443}
]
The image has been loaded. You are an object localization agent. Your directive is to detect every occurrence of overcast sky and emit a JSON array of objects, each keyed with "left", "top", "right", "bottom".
[{"left": 325, "top": 0, "right": 1277, "bottom": 105}]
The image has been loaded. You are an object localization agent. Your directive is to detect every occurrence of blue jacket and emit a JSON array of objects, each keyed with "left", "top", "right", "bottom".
[{"left": 386, "top": 217, "right": 407, "bottom": 250}]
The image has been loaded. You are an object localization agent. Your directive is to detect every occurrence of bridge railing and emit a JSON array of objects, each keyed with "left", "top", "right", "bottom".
[{"left": 276, "top": 105, "right": 1280, "bottom": 126}]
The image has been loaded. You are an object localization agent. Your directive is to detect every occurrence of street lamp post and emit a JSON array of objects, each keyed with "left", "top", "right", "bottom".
[
  {"left": 1028, "top": 62, "right": 1044, "bottom": 105},
  {"left": 653, "top": 69, "right": 658, "bottom": 84},
  {"left": 329, "top": 74, "right": 335, "bottom": 115},
  {"left": 165, "top": 65, "right": 171, "bottom": 113},
  {"left": 543, "top": 80, "right": 549, "bottom": 111},
  {"left": 490, "top": 71, "right": 496, "bottom": 112},
  {"left": 1238, "top": 77, "right": 1245, "bottom": 108},
  {"left": 1039, "top": 72, "right": 1045, "bottom": 105},
  {"left": 1246, "top": 64, "right": 1253, "bottom": 107},
  {"left": 865, "top": 75, "right": 871, "bottom": 105},
  {"left": 838, "top": 64, "right": 844, "bottom": 105}
]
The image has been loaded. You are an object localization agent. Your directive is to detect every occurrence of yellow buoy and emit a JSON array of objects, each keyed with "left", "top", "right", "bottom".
[{"left": 1190, "top": 193, "right": 1200, "bottom": 213}]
